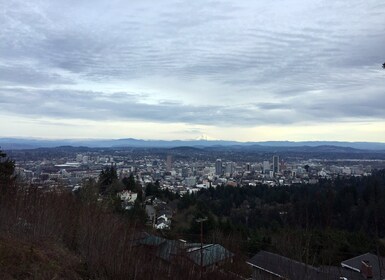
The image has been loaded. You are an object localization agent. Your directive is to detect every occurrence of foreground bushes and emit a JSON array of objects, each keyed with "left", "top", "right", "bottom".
[{"left": 0, "top": 184, "right": 238, "bottom": 279}]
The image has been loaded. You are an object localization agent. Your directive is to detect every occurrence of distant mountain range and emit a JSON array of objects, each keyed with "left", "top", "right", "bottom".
[{"left": 1, "top": 137, "right": 385, "bottom": 152}]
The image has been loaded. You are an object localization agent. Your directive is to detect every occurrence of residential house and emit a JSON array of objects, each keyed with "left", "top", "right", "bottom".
[
  {"left": 117, "top": 190, "right": 137, "bottom": 210},
  {"left": 155, "top": 214, "right": 171, "bottom": 230},
  {"left": 248, "top": 250, "right": 385, "bottom": 280},
  {"left": 247, "top": 250, "right": 332, "bottom": 280},
  {"left": 341, "top": 253, "right": 385, "bottom": 279},
  {"left": 137, "top": 233, "right": 234, "bottom": 273}
]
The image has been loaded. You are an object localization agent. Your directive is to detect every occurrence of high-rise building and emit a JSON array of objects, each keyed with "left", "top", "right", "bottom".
[
  {"left": 273, "top": 155, "right": 279, "bottom": 174},
  {"left": 263, "top": 161, "right": 270, "bottom": 173},
  {"left": 225, "top": 162, "right": 234, "bottom": 175},
  {"left": 215, "top": 159, "right": 223, "bottom": 176},
  {"left": 166, "top": 155, "right": 173, "bottom": 172},
  {"left": 246, "top": 163, "right": 251, "bottom": 172}
]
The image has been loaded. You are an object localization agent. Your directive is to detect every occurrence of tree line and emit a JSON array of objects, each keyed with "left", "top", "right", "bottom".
[{"left": 171, "top": 170, "right": 385, "bottom": 264}]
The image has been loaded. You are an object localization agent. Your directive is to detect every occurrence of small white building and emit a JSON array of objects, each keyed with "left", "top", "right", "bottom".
[{"left": 118, "top": 190, "right": 138, "bottom": 203}]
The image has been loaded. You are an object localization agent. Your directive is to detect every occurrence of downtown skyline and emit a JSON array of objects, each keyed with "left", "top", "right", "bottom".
[{"left": 1, "top": 0, "right": 385, "bottom": 142}]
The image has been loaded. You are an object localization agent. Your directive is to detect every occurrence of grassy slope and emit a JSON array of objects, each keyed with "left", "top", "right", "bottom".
[{"left": 0, "top": 234, "right": 88, "bottom": 280}]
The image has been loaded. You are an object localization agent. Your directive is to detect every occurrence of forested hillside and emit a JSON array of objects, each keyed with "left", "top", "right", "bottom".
[{"left": 168, "top": 170, "right": 385, "bottom": 265}]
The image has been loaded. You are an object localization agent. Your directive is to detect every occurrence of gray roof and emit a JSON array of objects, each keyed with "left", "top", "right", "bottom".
[
  {"left": 139, "top": 234, "right": 167, "bottom": 246},
  {"left": 341, "top": 252, "right": 385, "bottom": 280},
  {"left": 247, "top": 251, "right": 339, "bottom": 280},
  {"left": 138, "top": 233, "right": 233, "bottom": 267},
  {"left": 186, "top": 244, "right": 234, "bottom": 267},
  {"left": 320, "top": 265, "right": 364, "bottom": 280},
  {"left": 157, "top": 240, "right": 179, "bottom": 262}
]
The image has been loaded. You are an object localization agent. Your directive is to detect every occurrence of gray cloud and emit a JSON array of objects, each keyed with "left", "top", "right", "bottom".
[
  {"left": 1, "top": 87, "right": 385, "bottom": 127},
  {"left": 1, "top": 0, "right": 385, "bottom": 130},
  {"left": 0, "top": 62, "right": 73, "bottom": 86}
]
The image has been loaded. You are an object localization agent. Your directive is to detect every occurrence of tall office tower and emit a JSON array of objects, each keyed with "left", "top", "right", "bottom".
[
  {"left": 273, "top": 155, "right": 279, "bottom": 174},
  {"left": 166, "top": 155, "right": 173, "bottom": 172},
  {"left": 215, "top": 159, "right": 223, "bottom": 176},
  {"left": 263, "top": 161, "right": 270, "bottom": 174},
  {"left": 225, "top": 162, "right": 234, "bottom": 175},
  {"left": 246, "top": 163, "right": 251, "bottom": 172}
]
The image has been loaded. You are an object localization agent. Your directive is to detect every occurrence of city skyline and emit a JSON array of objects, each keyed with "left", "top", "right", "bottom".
[{"left": 1, "top": 0, "right": 385, "bottom": 141}]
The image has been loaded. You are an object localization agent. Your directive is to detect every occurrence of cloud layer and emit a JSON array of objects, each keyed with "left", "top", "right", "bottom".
[{"left": 1, "top": 0, "right": 385, "bottom": 140}]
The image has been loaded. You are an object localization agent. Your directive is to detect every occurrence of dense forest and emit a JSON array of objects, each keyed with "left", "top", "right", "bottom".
[
  {"left": 175, "top": 171, "right": 385, "bottom": 233},
  {"left": 80, "top": 161, "right": 385, "bottom": 267},
  {"left": 161, "top": 170, "right": 385, "bottom": 265}
]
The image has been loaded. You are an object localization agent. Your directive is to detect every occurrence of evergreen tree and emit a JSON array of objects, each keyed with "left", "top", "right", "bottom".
[
  {"left": 122, "top": 173, "right": 136, "bottom": 191},
  {"left": 98, "top": 164, "right": 118, "bottom": 195},
  {"left": 0, "top": 150, "right": 15, "bottom": 193}
]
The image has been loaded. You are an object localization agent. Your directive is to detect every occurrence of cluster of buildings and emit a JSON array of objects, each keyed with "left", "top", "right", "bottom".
[
  {"left": 8, "top": 148, "right": 385, "bottom": 279},
  {"left": 13, "top": 149, "right": 381, "bottom": 194},
  {"left": 12, "top": 149, "right": 381, "bottom": 234}
]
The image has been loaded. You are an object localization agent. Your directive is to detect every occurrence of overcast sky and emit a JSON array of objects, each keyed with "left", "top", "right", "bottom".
[{"left": 1, "top": 0, "right": 385, "bottom": 141}]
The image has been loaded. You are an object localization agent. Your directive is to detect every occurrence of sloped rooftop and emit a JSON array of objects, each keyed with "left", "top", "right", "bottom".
[{"left": 341, "top": 252, "right": 385, "bottom": 279}]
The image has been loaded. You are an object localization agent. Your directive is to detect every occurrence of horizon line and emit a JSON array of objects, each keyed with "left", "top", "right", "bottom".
[{"left": 0, "top": 136, "right": 385, "bottom": 144}]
